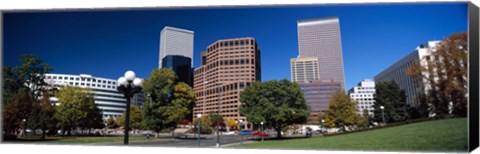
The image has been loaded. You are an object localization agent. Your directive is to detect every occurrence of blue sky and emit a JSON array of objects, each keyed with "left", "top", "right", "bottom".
[{"left": 3, "top": 2, "right": 468, "bottom": 90}]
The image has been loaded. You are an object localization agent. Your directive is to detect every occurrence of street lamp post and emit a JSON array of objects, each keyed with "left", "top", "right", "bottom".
[
  {"left": 260, "top": 122, "right": 264, "bottom": 142},
  {"left": 197, "top": 114, "right": 202, "bottom": 146},
  {"left": 117, "top": 70, "right": 143, "bottom": 145},
  {"left": 239, "top": 119, "right": 243, "bottom": 145},
  {"left": 104, "top": 119, "right": 107, "bottom": 137},
  {"left": 380, "top": 106, "right": 385, "bottom": 125},
  {"left": 22, "top": 119, "right": 26, "bottom": 137},
  {"left": 321, "top": 119, "right": 325, "bottom": 135},
  {"left": 216, "top": 86, "right": 221, "bottom": 148}
]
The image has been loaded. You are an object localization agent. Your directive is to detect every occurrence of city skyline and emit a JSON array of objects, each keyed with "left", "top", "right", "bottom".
[{"left": 3, "top": 3, "right": 468, "bottom": 90}]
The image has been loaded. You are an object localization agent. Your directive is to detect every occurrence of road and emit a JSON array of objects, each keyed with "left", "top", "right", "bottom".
[{"left": 101, "top": 133, "right": 263, "bottom": 148}]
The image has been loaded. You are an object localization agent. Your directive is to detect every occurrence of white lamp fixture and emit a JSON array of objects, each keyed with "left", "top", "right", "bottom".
[
  {"left": 380, "top": 106, "right": 384, "bottom": 110},
  {"left": 118, "top": 77, "right": 127, "bottom": 86},
  {"left": 197, "top": 114, "right": 202, "bottom": 118},
  {"left": 124, "top": 70, "right": 136, "bottom": 81},
  {"left": 133, "top": 78, "right": 142, "bottom": 87}
]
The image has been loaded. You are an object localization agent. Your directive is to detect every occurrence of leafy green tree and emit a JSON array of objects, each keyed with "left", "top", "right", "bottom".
[
  {"left": 161, "top": 82, "right": 195, "bottom": 137},
  {"left": 192, "top": 115, "right": 214, "bottom": 134},
  {"left": 373, "top": 81, "right": 408, "bottom": 123},
  {"left": 240, "top": 79, "right": 309, "bottom": 138},
  {"left": 143, "top": 68, "right": 196, "bottom": 137},
  {"left": 55, "top": 86, "right": 94, "bottom": 135},
  {"left": 208, "top": 113, "right": 224, "bottom": 128},
  {"left": 85, "top": 105, "right": 104, "bottom": 132},
  {"left": 116, "top": 105, "right": 143, "bottom": 130},
  {"left": 27, "top": 93, "right": 57, "bottom": 139},
  {"left": 2, "top": 54, "right": 52, "bottom": 136},
  {"left": 321, "top": 90, "right": 362, "bottom": 131}
]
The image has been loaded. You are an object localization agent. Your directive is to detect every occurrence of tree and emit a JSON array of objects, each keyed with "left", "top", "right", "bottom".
[
  {"left": 27, "top": 93, "right": 57, "bottom": 139},
  {"left": 55, "top": 86, "right": 95, "bottom": 135},
  {"left": 208, "top": 113, "right": 225, "bottom": 128},
  {"left": 224, "top": 118, "right": 239, "bottom": 131},
  {"left": 2, "top": 88, "right": 34, "bottom": 135},
  {"left": 192, "top": 115, "right": 214, "bottom": 134},
  {"left": 116, "top": 105, "right": 143, "bottom": 131},
  {"left": 85, "top": 105, "right": 104, "bottom": 133},
  {"left": 321, "top": 90, "right": 363, "bottom": 131},
  {"left": 406, "top": 32, "right": 468, "bottom": 117},
  {"left": 161, "top": 82, "right": 195, "bottom": 137},
  {"left": 240, "top": 79, "right": 309, "bottom": 138},
  {"left": 2, "top": 54, "right": 52, "bottom": 136},
  {"left": 373, "top": 81, "right": 408, "bottom": 123},
  {"left": 142, "top": 68, "right": 194, "bottom": 137}
]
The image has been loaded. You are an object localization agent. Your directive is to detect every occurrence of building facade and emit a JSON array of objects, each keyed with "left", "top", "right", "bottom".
[
  {"left": 375, "top": 41, "right": 440, "bottom": 108},
  {"left": 44, "top": 73, "right": 145, "bottom": 119},
  {"left": 297, "top": 17, "right": 345, "bottom": 89},
  {"left": 159, "top": 26, "right": 194, "bottom": 68},
  {"left": 348, "top": 79, "right": 376, "bottom": 116},
  {"left": 291, "top": 57, "right": 319, "bottom": 83},
  {"left": 193, "top": 37, "right": 261, "bottom": 123},
  {"left": 161, "top": 55, "right": 193, "bottom": 86},
  {"left": 300, "top": 80, "right": 342, "bottom": 124}
]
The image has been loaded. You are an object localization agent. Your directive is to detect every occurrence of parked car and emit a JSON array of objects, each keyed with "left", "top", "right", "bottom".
[
  {"left": 251, "top": 131, "right": 269, "bottom": 137},
  {"left": 239, "top": 130, "right": 252, "bottom": 135}
]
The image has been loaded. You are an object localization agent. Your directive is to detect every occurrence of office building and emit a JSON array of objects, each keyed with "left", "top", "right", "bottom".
[
  {"left": 161, "top": 55, "right": 193, "bottom": 86},
  {"left": 348, "top": 79, "right": 376, "bottom": 116},
  {"left": 193, "top": 37, "right": 261, "bottom": 124},
  {"left": 159, "top": 26, "right": 194, "bottom": 68},
  {"left": 375, "top": 41, "right": 440, "bottom": 108},
  {"left": 300, "top": 80, "right": 342, "bottom": 124},
  {"left": 297, "top": 17, "right": 345, "bottom": 89},
  {"left": 292, "top": 17, "right": 346, "bottom": 122},
  {"left": 44, "top": 73, "right": 145, "bottom": 119},
  {"left": 291, "top": 57, "right": 319, "bottom": 83}
]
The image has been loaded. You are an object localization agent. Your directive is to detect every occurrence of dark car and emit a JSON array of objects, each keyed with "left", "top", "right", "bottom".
[
  {"left": 251, "top": 131, "right": 269, "bottom": 137},
  {"left": 239, "top": 130, "right": 252, "bottom": 135}
]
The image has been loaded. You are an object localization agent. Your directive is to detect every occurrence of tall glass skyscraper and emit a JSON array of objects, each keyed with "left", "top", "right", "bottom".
[
  {"left": 158, "top": 26, "right": 194, "bottom": 68},
  {"left": 162, "top": 55, "right": 193, "bottom": 86},
  {"left": 297, "top": 17, "right": 345, "bottom": 89}
]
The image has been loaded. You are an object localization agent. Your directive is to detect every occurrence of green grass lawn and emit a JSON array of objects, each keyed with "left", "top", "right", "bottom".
[
  {"left": 234, "top": 118, "right": 468, "bottom": 152},
  {"left": 9, "top": 135, "right": 169, "bottom": 144}
]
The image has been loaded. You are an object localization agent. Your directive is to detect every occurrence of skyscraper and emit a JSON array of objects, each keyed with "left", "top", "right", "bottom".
[
  {"left": 158, "top": 26, "right": 194, "bottom": 68},
  {"left": 297, "top": 17, "right": 345, "bottom": 89},
  {"left": 161, "top": 55, "right": 193, "bottom": 86},
  {"left": 292, "top": 17, "right": 346, "bottom": 123},
  {"left": 193, "top": 37, "right": 261, "bottom": 125},
  {"left": 158, "top": 26, "right": 194, "bottom": 86}
]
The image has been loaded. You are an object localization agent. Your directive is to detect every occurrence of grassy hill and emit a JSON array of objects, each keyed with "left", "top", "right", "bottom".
[{"left": 234, "top": 118, "right": 468, "bottom": 152}]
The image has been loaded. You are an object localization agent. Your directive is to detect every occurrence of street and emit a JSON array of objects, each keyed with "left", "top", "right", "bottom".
[{"left": 102, "top": 134, "right": 261, "bottom": 148}]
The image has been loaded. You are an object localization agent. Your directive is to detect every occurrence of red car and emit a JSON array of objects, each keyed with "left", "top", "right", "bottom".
[{"left": 251, "top": 131, "right": 269, "bottom": 137}]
